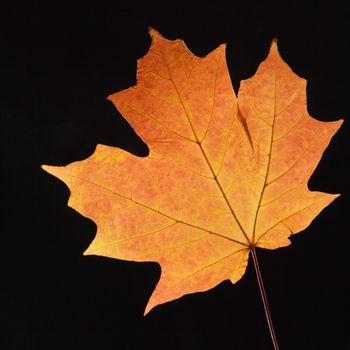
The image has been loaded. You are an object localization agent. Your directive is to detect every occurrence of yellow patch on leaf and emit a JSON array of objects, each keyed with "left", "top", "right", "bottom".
[{"left": 42, "top": 29, "right": 342, "bottom": 314}]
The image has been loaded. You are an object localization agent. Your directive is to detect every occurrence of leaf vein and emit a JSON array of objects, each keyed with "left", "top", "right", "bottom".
[
  {"left": 158, "top": 248, "right": 248, "bottom": 293},
  {"left": 256, "top": 198, "right": 330, "bottom": 244},
  {"left": 63, "top": 173, "right": 248, "bottom": 247}
]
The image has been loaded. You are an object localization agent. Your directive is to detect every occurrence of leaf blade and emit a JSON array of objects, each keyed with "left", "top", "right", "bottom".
[{"left": 42, "top": 30, "right": 342, "bottom": 314}]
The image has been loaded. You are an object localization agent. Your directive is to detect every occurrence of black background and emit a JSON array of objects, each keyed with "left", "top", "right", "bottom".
[{"left": 1, "top": 1, "right": 349, "bottom": 349}]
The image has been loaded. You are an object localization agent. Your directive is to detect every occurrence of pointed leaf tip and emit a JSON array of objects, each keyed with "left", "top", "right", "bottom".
[
  {"left": 269, "top": 38, "right": 279, "bottom": 52},
  {"left": 148, "top": 27, "right": 161, "bottom": 39},
  {"left": 144, "top": 302, "right": 154, "bottom": 316},
  {"left": 219, "top": 42, "right": 227, "bottom": 50},
  {"left": 266, "top": 37, "right": 282, "bottom": 61}
]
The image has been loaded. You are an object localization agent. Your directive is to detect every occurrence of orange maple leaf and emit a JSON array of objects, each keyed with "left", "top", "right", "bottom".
[{"left": 42, "top": 29, "right": 342, "bottom": 316}]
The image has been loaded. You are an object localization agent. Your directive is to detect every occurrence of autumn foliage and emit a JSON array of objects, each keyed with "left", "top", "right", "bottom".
[{"left": 43, "top": 29, "right": 342, "bottom": 314}]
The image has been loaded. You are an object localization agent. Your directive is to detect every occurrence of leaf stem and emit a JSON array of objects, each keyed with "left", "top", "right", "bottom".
[{"left": 251, "top": 246, "right": 279, "bottom": 350}]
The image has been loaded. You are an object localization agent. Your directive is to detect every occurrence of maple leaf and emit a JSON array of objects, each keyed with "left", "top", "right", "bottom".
[{"left": 42, "top": 29, "right": 342, "bottom": 316}]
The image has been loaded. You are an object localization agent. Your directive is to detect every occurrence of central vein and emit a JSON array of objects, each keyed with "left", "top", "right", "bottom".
[
  {"left": 158, "top": 44, "right": 251, "bottom": 245},
  {"left": 251, "top": 72, "right": 277, "bottom": 243}
]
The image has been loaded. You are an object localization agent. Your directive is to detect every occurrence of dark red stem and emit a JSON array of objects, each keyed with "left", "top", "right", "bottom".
[{"left": 251, "top": 246, "right": 280, "bottom": 350}]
